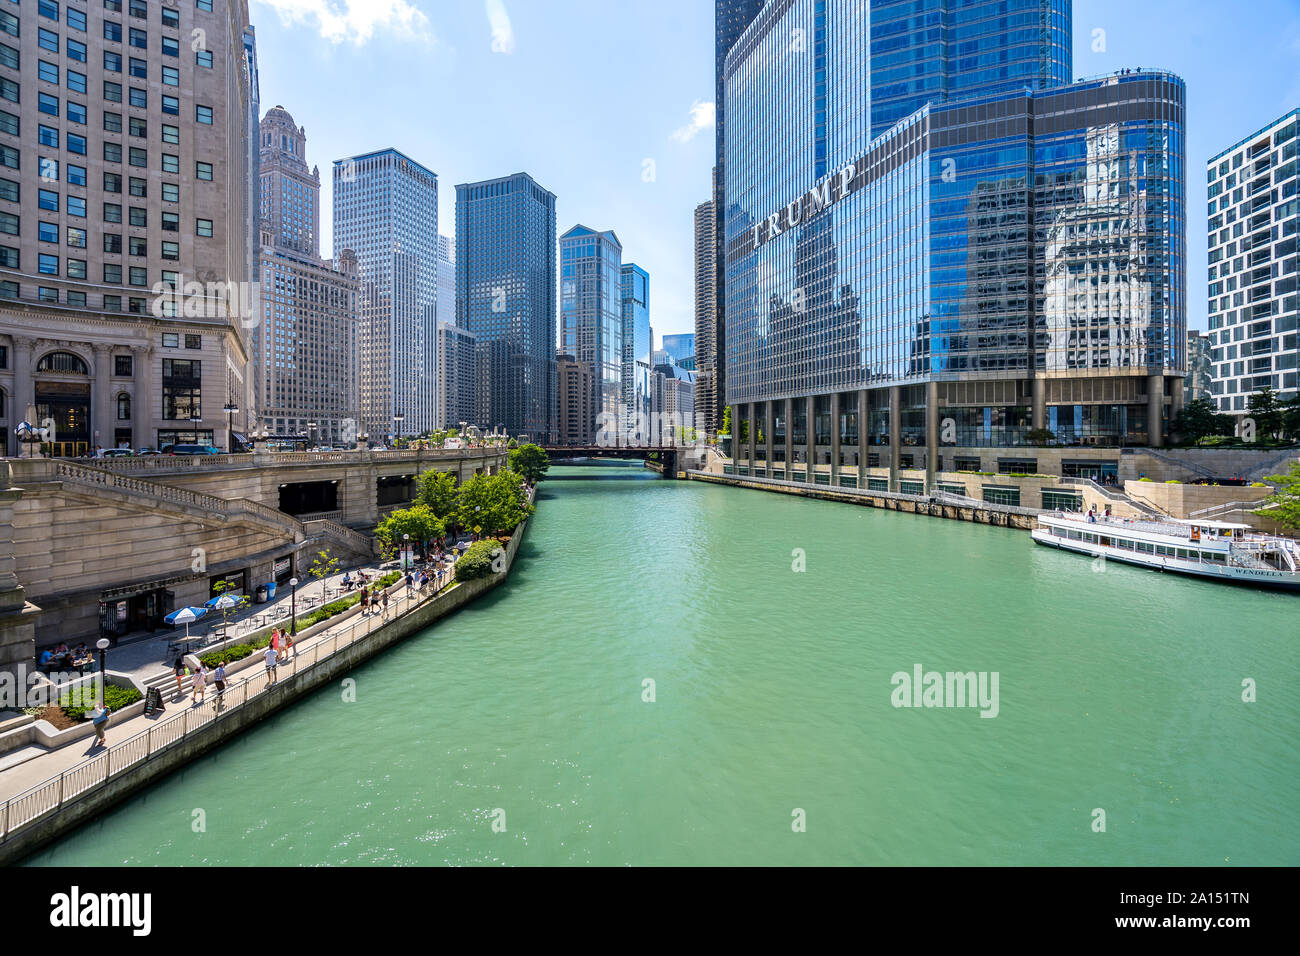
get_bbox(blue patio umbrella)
[164,606,208,642]
[205,593,242,610]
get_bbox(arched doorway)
[35,350,92,456]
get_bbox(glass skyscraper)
[723,0,1186,491]
[333,148,440,439]
[620,263,651,431]
[869,0,1073,140]
[454,172,557,440]
[560,226,624,437]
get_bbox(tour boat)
[1031,511,1300,591]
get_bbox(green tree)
[307,548,339,604]
[1255,463,1298,531]
[1025,427,1055,445]
[1282,394,1300,442]
[1174,397,1235,445]
[1247,386,1284,440]
[721,405,731,437]
[415,469,459,520]
[508,443,551,484]
[375,505,445,560]
[455,469,533,537]
[210,578,249,633]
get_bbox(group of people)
[39,643,95,671]
[173,657,229,706]
[1085,504,1114,523]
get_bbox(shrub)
[1165,480,1181,484]
[455,539,505,581]
[60,683,143,721]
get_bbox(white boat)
[1031,511,1300,591]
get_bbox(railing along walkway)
[0,571,452,844]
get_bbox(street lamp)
[403,533,410,570]
[189,413,202,445]
[223,403,239,453]
[358,430,369,450]
[307,421,317,448]
[289,576,299,636]
[96,637,110,677]
[393,413,405,446]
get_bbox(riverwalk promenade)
[0,506,533,863]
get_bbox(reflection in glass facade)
[870,0,1073,140]
[455,173,557,440]
[723,0,1186,469]
[560,226,624,433]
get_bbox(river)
[26,460,1299,865]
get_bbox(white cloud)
[670,100,715,143]
[254,0,431,46]
[485,0,515,54]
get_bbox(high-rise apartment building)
[1206,109,1299,414]
[333,148,439,440]
[254,106,359,447]
[556,352,593,445]
[620,262,650,432]
[0,0,256,455]
[693,195,718,430]
[436,319,475,430]
[560,225,623,437]
[724,0,1186,491]
[455,172,556,440]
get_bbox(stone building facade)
[0,0,256,454]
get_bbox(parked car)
[168,443,221,456]
[135,447,162,456]
[96,447,134,458]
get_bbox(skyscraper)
[661,333,695,366]
[693,195,718,430]
[255,107,359,447]
[868,0,1073,140]
[1206,108,1299,416]
[620,262,650,432]
[333,148,439,439]
[454,172,557,439]
[560,226,624,438]
[436,320,476,430]
[723,0,1185,493]
[0,0,256,455]
[713,1,769,442]
[437,233,456,326]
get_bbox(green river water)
[27,461,1299,865]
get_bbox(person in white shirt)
[264,646,278,685]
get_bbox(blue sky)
[251,0,1300,339]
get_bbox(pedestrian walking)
[360,589,370,615]
[213,662,227,704]
[282,632,294,663]
[271,628,281,657]
[264,645,279,684]
[191,661,208,704]
[381,589,389,619]
[405,571,414,596]
[172,657,186,699]
[90,700,110,747]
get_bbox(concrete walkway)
[0,564,454,802]
[89,561,398,686]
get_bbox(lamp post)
[403,533,410,570]
[393,413,405,446]
[358,430,369,451]
[189,413,202,445]
[307,421,317,449]
[96,637,110,676]
[223,402,239,453]
[289,576,299,636]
